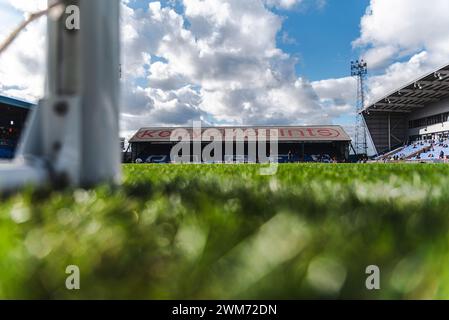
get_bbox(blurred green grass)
[1,163,449,299]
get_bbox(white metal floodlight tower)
[351,59,368,157]
[0,0,121,191]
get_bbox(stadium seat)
[387,141,432,161]
[413,140,449,160]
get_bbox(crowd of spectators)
[381,138,449,162]
[414,139,449,160]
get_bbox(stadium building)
[129,126,351,163]
[363,64,449,160]
[0,95,34,159]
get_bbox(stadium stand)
[129,126,351,164]
[0,95,33,159]
[385,141,431,161]
[362,63,449,161]
[381,138,449,161]
[411,140,449,161]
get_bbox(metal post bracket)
[40,96,81,185]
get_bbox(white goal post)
[0,0,121,191]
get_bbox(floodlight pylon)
[351,59,368,156]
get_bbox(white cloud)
[264,0,303,10]
[355,0,449,60]
[361,45,397,70]
[0,0,46,101]
[0,0,350,139]
[353,0,449,103]
[4,0,47,13]
[119,0,339,131]
[367,51,430,104]
[355,0,449,70]
[312,77,356,107]
[0,2,21,33]
[289,0,449,123]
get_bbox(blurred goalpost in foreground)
[0,0,121,191]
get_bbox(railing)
[376,145,406,160]
[406,146,432,160]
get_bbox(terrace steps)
[378,146,406,160]
[406,146,432,160]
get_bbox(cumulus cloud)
[264,0,303,10]
[353,0,449,102]
[312,77,356,107]
[119,0,339,131]
[0,2,21,32]
[264,0,326,10]
[354,0,449,63]
[0,0,348,138]
[4,0,47,12]
[307,0,449,114]
[367,52,430,103]
[0,0,46,101]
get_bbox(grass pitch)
[1,163,449,299]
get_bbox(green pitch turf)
[1,163,449,299]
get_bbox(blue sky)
[127,0,371,81]
[275,0,370,81]
[119,0,372,132]
[1,0,448,148]
[267,0,370,134]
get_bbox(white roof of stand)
[364,63,449,113]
